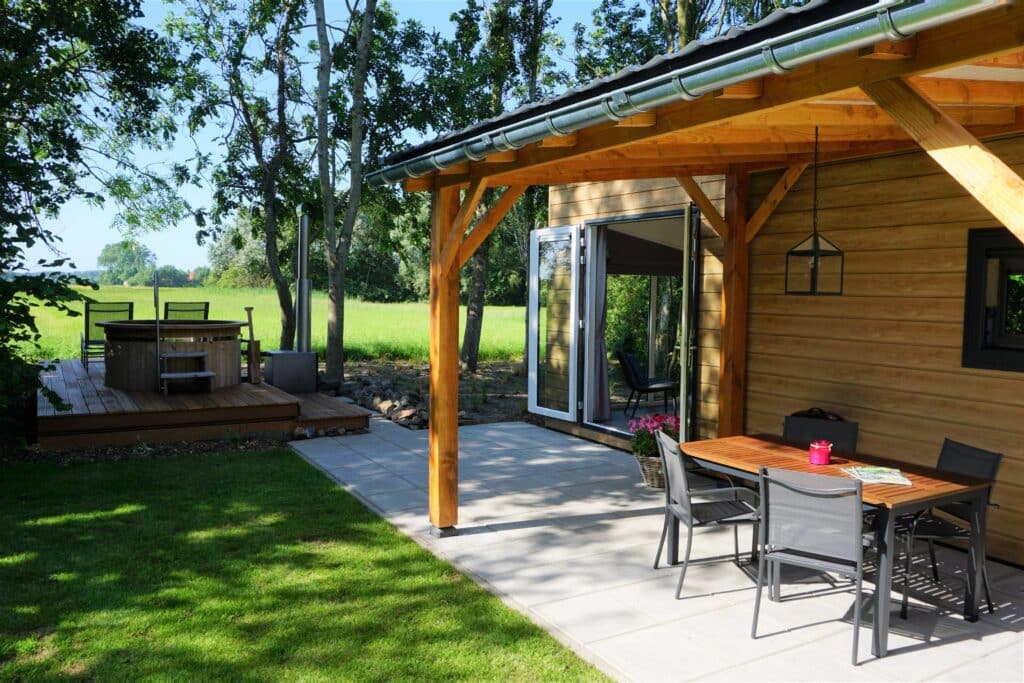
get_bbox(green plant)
[628,414,680,458]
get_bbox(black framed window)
[963,228,1024,371]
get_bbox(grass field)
[28,286,526,362]
[0,449,606,680]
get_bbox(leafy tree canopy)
[0,0,184,445]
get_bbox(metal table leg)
[964,491,987,622]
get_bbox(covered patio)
[363,0,1024,670]
[292,420,1024,680]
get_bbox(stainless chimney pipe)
[296,205,312,353]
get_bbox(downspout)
[368,0,1002,186]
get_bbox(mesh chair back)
[783,415,859,453]
[656,430,692,518]
[616,349,642,390]
[84,301,134,341]
[164,301,210,320]
[761,467,862,563]
[937,438,1002,505]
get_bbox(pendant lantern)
[785,127,844,295]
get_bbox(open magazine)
[841,466,913,486]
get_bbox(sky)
[27,0,601,272]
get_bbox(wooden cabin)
[367,0,1024,562]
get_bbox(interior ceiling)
[404,6,1024,193]
[606,216,686,251]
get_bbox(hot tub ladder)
[160,351,215,396]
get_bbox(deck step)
[160,371,216,380]
[161,351,208,359]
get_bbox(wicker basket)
[634,453,665,489]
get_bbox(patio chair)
[163,301,210,320]
[80,301,134,367]
[652,431,758,599]
[898,438,1002,619]
[616,349,678,419]
[783,414,859,453]
[751,467,869,666]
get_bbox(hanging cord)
[812,125,819,239]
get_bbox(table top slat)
[681,435,991,509]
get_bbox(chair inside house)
[898,438,1002,619]
[783,414,859,453]
[751,466,869,666]
[653,431,758,599]
[80,301,134,367]
[163,301,210,320]
[616,349,678,419]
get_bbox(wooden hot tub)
[98,320,245,392]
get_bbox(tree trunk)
[263,187,295,350]
[314,0,338,377]
[460,238,490,373]
[324,0,377,383]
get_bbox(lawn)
[27,285,526,363]
[0,448,606,680]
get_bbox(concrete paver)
[291,419,1024,682]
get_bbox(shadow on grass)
[0,449,604,680]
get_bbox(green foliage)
[1007,273,1024,335]
[572,0,802,82]
[605,275,652,361]
[97,240,156,285]
[0,450,607,680]
[0,0,182,448]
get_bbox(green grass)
[0,449,607,680]
[28,285,526,362]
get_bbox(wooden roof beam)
[863,77,1024,243]
[457,185,528,268]
[454,3,1024,182]
[714,78,764,99]
[676,176,729,240]
[539,133,578,148]
[615,112,657,127]
[745,164,807,243]
[828,77,1024,106]
[439,178,487,273]
[859,37,916,61]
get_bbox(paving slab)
[293,421,1024,682]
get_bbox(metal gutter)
[368,0,1003,187]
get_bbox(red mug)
[809,440,832,465]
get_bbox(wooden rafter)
[457,185,528,268]
[430,5,1024,186]
[676,176,728,240]
[859,37,916,61]
[862,77,1024,243]
[745,164,807,243]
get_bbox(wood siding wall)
[549,178,724,438]
[747,135,1024,563]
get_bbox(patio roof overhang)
[368,0,1024,532]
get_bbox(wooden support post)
[429,186,461,532]
[718,173,750,437]
[863,78,1024,244]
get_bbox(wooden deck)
[37,360,370,449]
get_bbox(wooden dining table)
[677,435,993,659]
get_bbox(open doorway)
[527,207,702,441]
